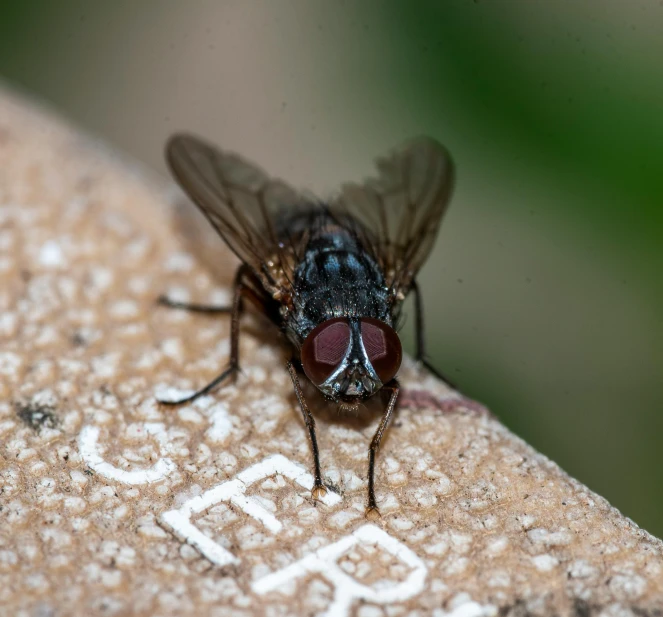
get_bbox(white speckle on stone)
[239,443,259,459]
[216,452,238,473]
[91,353,121,379]
[0,352,21,377]
[40,527,72,549]
[388,516,415,532]
[160,338,183,360]
[431,474,453,495]
[328,509,362,530]
[102,569,123,588]
[342,470,365,492]
[0,549,18,569]
[527,528,572,547]
[567,559,598,579]
[209,287,233,306]
[113,504,129,519]
[297,507,320,525]
[90,266,114,290]
[609,573,647,599]
[487,570,510,588]
[17,448,38,461]
[29,461,48,475]
[246,365,267,384]
[424,540,449,557]
[93,409,113,425]
[70,518,90,532]
[178,408,204,424]
[127,275,150,295]
[63,497,86,513]
[449,533,472,555]
[0,420,17,436]
[162,286,190,303]
[531,554,559,572]
[519,515,537,529]
[137,521,169,539]
[0,313,17,337]
[383,457,401,473]
[436,596,494,617]
[205,401,233,443]
[39,240,65,267]
[109,300,139,320]
[164,251,195,272]
[377,493,400,514]
[25,572,50,592]
[407,486,438,508]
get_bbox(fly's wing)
[166,134,305,299]
[334,136,454,300]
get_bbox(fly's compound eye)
[360,317,402,384]
[301,318,351,385]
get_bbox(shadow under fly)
[157,134,455,518]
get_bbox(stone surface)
[0,88,662,617]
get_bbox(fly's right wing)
[334,136,455,300]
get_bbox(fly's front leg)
[157,295,232,314]
[411,280,457,389]
[366,380,400,520]
[287,360,327,501]
[158,266,264,405]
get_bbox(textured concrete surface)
[0,88,662,617]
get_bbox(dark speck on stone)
[16,402,59,432]
[71,331,87,346]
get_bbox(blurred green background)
[1,1,661,535]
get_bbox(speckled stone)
[0,88,662,617]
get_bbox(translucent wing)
[166,134,305,299]
[334,136,454,298]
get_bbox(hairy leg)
[287,360,327,500]
[366,380,400,519]
[157,295,232,314]
[411,280,457,389]
[157,266,266,405]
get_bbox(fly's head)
[300,317,402,402]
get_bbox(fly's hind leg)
[287,360,328,501]
[157,265,265,405]
[366,380,400,520]
[411,280,457,389]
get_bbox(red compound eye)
[301,318,351,385]
[360,318,402,384]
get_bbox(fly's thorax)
[288,230,391,335]
[299,315,402,401]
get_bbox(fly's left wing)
[333,137,454,302]
[166,134,306,300]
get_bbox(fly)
[157,135,455,518]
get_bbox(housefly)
[158,135,455,518]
